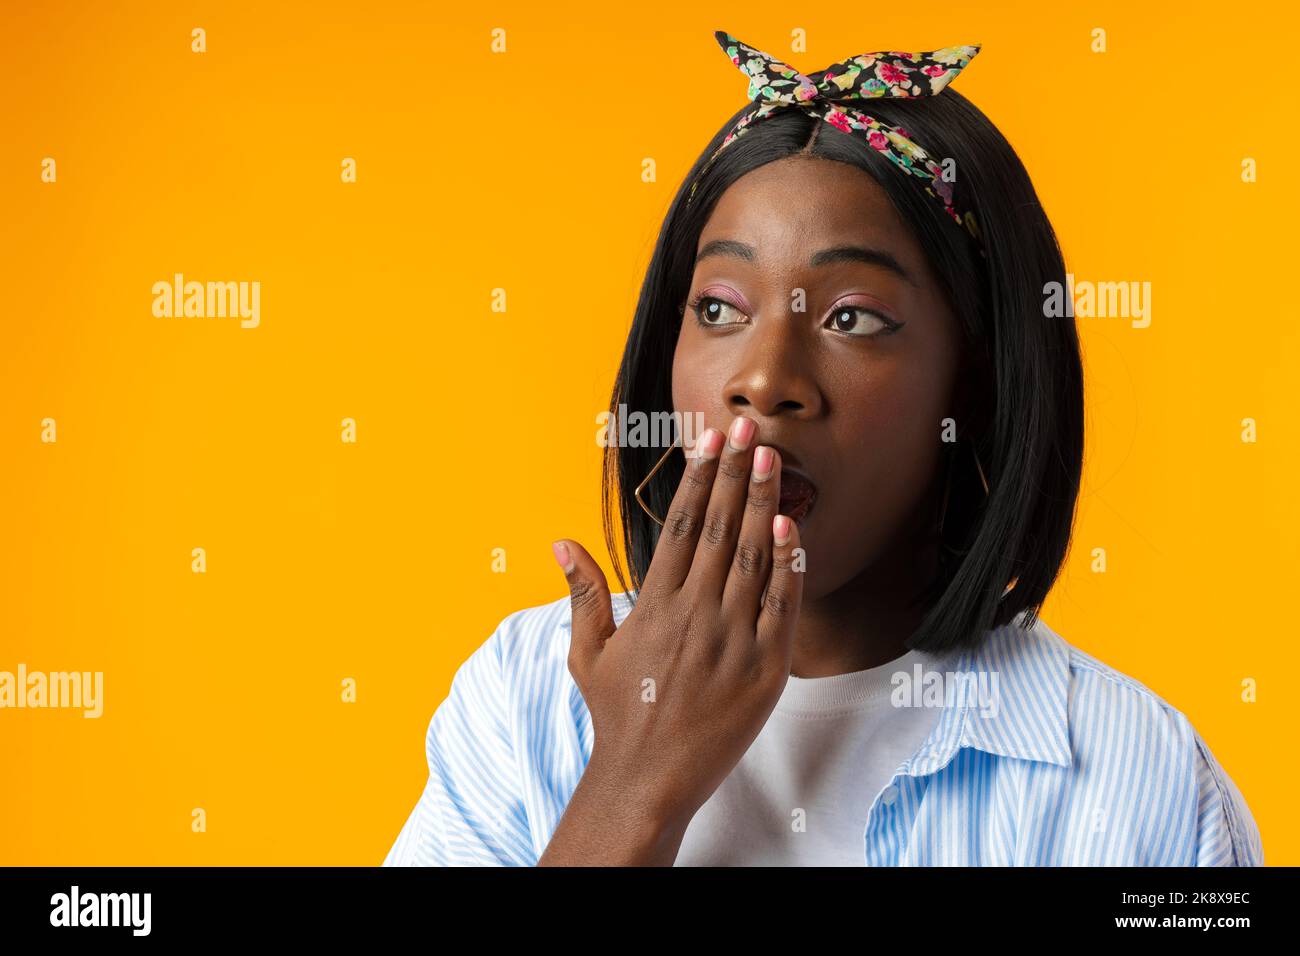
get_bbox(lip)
[766,446,819,528]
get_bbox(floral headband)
[686,31,984,251]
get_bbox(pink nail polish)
[551,541,573,572]
[696,428,724,461]
[753,446,774,480]
[773,515,791,546]
[729,416,755,451]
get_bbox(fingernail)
[753,446,774,481]
[773,515,791,546]
[551,541,574,573]
[694,428,724,464]
[729,416,755,451]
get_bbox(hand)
[552,415,805,835]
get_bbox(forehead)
[697,156,918,264]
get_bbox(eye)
[687,294,747,327]
[824,305,903,337]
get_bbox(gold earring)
[973,444,990,496]
[634,437,682,527]
[938,440,990,537]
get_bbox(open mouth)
[778,468,819,527]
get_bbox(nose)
[721,316,824,420]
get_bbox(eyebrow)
[695,239,915,285]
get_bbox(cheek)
[670,325,720,416]
[829,347,956,487]
[861,315,960,431]
[859,370,950,440]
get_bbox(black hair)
[601,88,1083,655]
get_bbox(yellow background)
[1,0,1295,865]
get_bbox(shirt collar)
[903,610,1073,776]
[606,594,1072,773]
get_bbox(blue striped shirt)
[383,591,1264,866]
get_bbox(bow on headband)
[687,32,983,249]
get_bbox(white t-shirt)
[673,646,944,866]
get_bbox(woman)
[384,33,1263,866]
